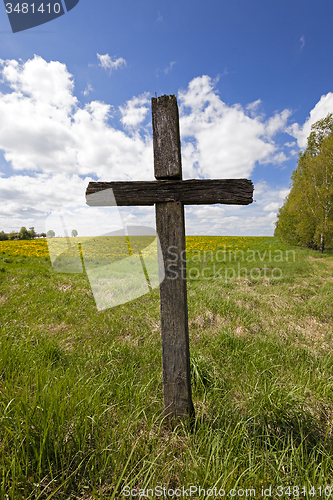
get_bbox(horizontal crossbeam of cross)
[85,179,253,206]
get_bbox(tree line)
[274,113,333,253]
[0,227,46,241]
[0,228,79,240]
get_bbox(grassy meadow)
[0,236,333,499]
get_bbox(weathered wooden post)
[152,95,195,421]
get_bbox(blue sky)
[1,0,333,236]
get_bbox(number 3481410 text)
[5,3,62,14]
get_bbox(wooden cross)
[86,94,253,423]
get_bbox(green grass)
[0,238,333,498]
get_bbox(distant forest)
[0,227,46,241]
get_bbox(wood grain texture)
[85,179,254,206]
[155,201,194,420]
[153,94,194,422]
[151,95,182,180]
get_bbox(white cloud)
[267,151,288,164]
[164,61,176,75]
[82,83,93,97]
[263,202,280,212]
[120,206,155,228]
[246,99,261,112]
[0,55,76,111]
[220,67,229,77]
[288,92,333,148]
[265,109,292,137]
[0,57,325,236]
[300,36,305,50]
[184,206,280,236]
[0,172,92,233]
[246,99,262,117]
[119,93,150,130]
[0,56,153,232]
[252,180,267,196]
[0,172,92,212]
[0,56,152,179]
[179,180,288,236]
[97,53,126,74]
[178,76,291,179]
[278,188,290,200]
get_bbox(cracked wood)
[85,179,254,206]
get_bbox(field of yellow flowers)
[0,235,275,261]
[0,238,49,258]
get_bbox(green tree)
[19,227,31,240]
[8,231,19,240]
[28,227,37,239]
[71,229,78,237]
[46,230,55,238]
[305,113,333,157]
[275,113,333,252]
[275,194,302,246]
[0,231,8,241]
[295,134,333,251]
